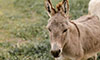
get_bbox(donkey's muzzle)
[51,49,61,58]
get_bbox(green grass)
[1,0,100,60]
[0,0,89,41]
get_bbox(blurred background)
[0,0,99,60]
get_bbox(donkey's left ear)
[45,0,56,17]
[62,0,69,14]
[57,0,69,15]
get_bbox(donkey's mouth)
[51,51,60,58]
[53,55,60,58]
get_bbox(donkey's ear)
[45,0,56,17]
[57,0,69,15]
[62,0,69,14]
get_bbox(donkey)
[45,0,100,60]
[88,0,100,19]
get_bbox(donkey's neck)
[62,21,82,57]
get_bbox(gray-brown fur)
[45,0,100,60]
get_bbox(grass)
[1,0,99,60]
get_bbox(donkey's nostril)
[51,49,61,58]
[58,49,61,53]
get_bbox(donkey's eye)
[48,28,51,32]
[63,29,67,33]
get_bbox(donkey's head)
[45,0,70,58]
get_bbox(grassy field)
[1,0,99,60]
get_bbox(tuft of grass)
[0,40,54,60]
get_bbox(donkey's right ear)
[45,0,56,17]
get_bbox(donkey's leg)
[94,54,97,60]
[87,54,97,60]
[92,54,97,60]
